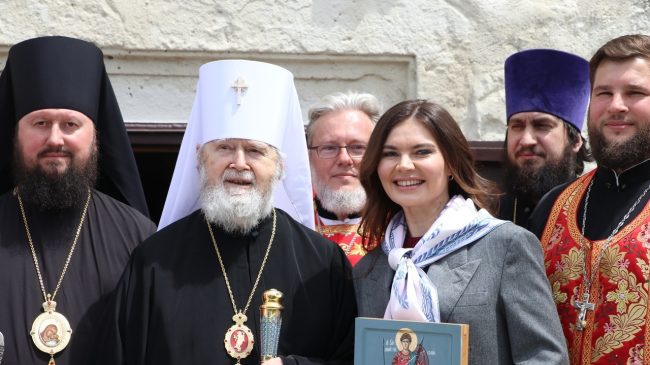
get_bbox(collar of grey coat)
[424,249,481,322]
[354,246,480,322]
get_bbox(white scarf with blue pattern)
[382,195,506,322]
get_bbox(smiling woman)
[353,99,569,365]
[358,100,497,244]
[377,117,450,237]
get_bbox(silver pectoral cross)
[574,292,595,331]
[231,76,248,105]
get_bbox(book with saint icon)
[354,317,469,365]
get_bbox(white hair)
[313,177,366,217]
[306,91,381,144]
[198,146,284,234]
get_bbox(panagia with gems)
[99,60,356,365]
[529,34,650,364]
[0,36,156,365]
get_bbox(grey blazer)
[353,222,568,365]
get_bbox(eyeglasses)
[308,144,367,159]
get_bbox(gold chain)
[512,197,518,225]
[14,187,92,303]
[206,209,276,316]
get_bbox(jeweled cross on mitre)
[231,76,248,105]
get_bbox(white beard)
[199,168,276,234]
[314,180,366,218]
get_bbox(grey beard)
[314,180,366,217]
[199,168,276,235]
[12,147,98,211]
[589,120,650,171]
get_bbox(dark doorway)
[128,123,184,224]
[134,151,178,223]
[469,141,507,185]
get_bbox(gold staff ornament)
[260,289,284,363]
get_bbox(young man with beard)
[529,34,650,364]
[499,49,593,226]
[102,60,356,365]
[307,92,380,265]
[0,36,156,365]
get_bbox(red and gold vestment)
[541,170,650,364]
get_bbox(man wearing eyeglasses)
[307,92,380,266]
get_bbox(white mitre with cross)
[158,59,314,230]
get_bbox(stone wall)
[1,0,648,140]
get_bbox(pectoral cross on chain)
[574,292,595,331]
[231,76,248,105]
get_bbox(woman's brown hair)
[358,100,498,250]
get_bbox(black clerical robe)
[103,209,356,365]
[497,192,537,228]
[0,190,156,365]
[529,160,650,239]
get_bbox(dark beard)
[504,143,578,204]
[12,147,98,211]
[589,121,650,171]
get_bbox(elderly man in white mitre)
[102,60,356,365]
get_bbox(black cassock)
[0,190,156,365]
[497,192,537,229]
[103,209,356,365]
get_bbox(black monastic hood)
[0,35,149,217]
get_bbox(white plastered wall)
[1,0,649,140]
